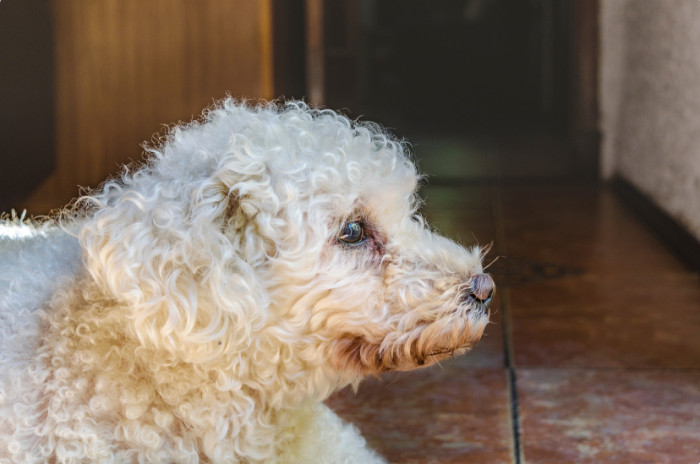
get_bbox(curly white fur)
[0,100,491,463]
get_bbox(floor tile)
[500,185,685,273]
[517,368,700,464]
[498,183,700,368]
[327,366,514,464]
[509,272,700,368]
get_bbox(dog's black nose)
[466,273,495,306]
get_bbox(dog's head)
[79,100,492,400]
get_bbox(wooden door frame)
[569,0,601,178]
[305,0,325,106]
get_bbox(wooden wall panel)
[23,0,273,214]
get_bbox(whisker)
[434,356,445,369]
[427,348,451,357]
[483,254,502,271]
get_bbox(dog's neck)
[35,275,324,461]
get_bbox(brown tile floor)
[326,181,700,463]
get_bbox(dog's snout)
[465,273,495,306]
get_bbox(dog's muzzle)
[462,273,495,310]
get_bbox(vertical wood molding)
[569,0,601,178]
[305,0,325,106]
[259,0,275,100]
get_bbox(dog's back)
[0,220,82,361]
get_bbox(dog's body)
[0,101,492,463]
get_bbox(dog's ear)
[78,169,273,362]
[213,157,281,261]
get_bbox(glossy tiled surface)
[327,365,514,464]
[503,186,700,369]
[502,184,700,463]
[327,181,700,463]
[509,273,700,368]
[517,368,700,464]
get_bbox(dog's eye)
[338,221,365,244]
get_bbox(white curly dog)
[0,100,493,463]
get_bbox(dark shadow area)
[321,0,575,182]
[0,0,55,212]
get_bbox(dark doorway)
[357,0,568,131]
[305,0,596,180]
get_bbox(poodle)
[0,100,493,463]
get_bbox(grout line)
[491,185,523,464]
[502,290,523,464]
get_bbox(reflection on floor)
[326,182,700,463]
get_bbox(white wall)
[600,0,700,241]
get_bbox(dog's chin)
[332,305,489,376]
[414,307,489,367]
[421,344,471,366]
